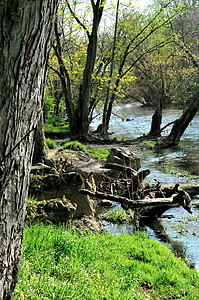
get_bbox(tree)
[0,1,58,298]
[52,0,106,138]
[165,92,199,145]
[154,0,199,145]
[100,0,177,134]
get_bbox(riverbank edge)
[14,223,199,299]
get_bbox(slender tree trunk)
[165,93,199,146]
[32,113,48,165]
[0,1,58,299]
[148,101,163,137]
[54,1,105,139]
[77,2,105,136]
[102,0,119,134]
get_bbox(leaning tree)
[0,1,58,299]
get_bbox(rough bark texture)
[32,114,48,165]
[148,104,162,137]
[0,1,58,299]
[165,95,199,146]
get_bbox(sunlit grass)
[99,208,131,223]
[14,223,199,299]
[86,148,110,161]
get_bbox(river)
[91,104,199,271]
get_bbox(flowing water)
[91,104,199,271]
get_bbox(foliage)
[44,90,56,117]
[59,140,86,152]
[45,138,56,150]
[163,164,192,178]
[44,115,70,138]
[138,140,157,149]
[86,148,110,161]
[14,223,199,299]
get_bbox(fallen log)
[80,189,135,206]
[80,188,192,214]
[162,184,199,197]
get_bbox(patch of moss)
[86,148,110,161]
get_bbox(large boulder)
[29,172,95,218]
[26,198,77,224]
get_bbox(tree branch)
[66,0,90,38]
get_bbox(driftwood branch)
[163,184,199,197]
[80,189,185,208]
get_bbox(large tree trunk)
[165,93,199,146]
[0,1,58,299]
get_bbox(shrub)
[45,138,56,149]
[59,141,86,152]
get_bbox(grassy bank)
[15,224,199,299]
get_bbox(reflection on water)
[91,104,199,271]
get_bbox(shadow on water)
[142,217,188,262]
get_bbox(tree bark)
[148,105,162,137]
[0,1,58,299]
[32,113,48,165]
[165,93,199,146]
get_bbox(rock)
[70,215,104,234]
[26,199,77,224]
[29,172,95,218]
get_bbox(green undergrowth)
[163,164,192,178]
[138,139,157,149]
[45,138,56,149]
[44,116,70,138]
[59,141,110,161]
[86,147,110,161]
[14,223,199,299]
[59,140,87,152]
[99,208,132,223]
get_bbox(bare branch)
[66,0,90,38]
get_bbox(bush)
[59,141,86,152]
[45,91,55,116]
[44,115,70,138]
[45,138,56,149]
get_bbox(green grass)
[44,115,70,138]
[45,138,56,149]
[14,223,199,299]
[58,141,110,161]
[163,164,192,178]
[59,140,87,152]
[86,148,110,161]
[138,140,157,149]
[99,208,131,223]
